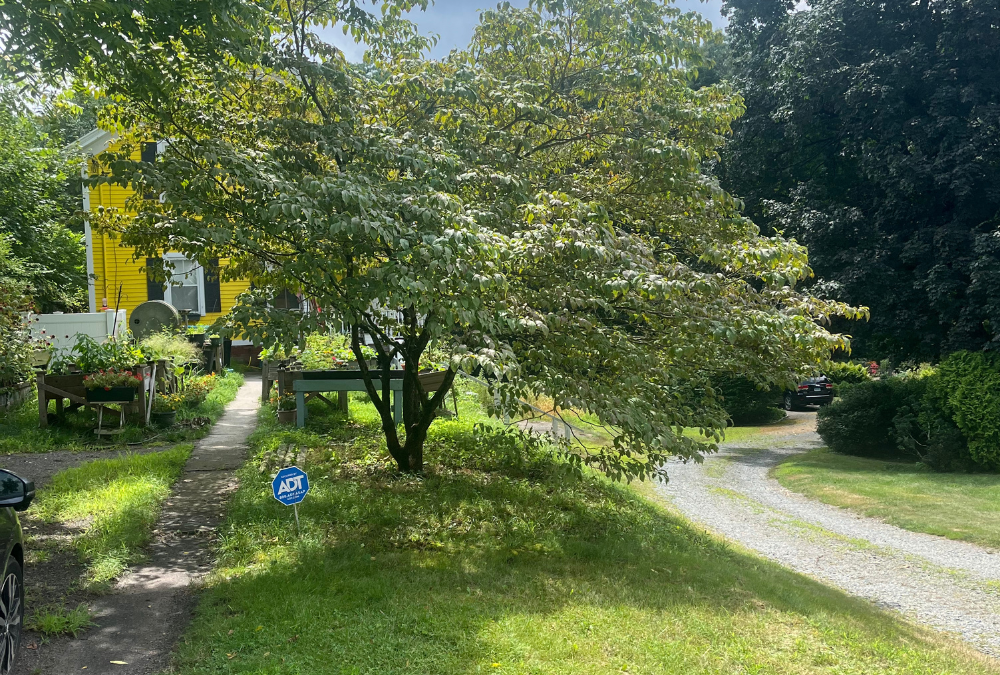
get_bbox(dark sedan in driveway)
[0,470,33,675]
[783,376,834,410]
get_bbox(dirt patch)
[4,446,174,675]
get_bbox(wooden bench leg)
[338,391,348,414]
[36,372,47,429]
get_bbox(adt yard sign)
[272,467,309,506]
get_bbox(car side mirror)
[0,470,34,512]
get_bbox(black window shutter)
[141,142,157,199]
[146,258,164,301]
[141,142,158,164]
[204,258,222,313]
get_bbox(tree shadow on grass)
[174,441,995,674]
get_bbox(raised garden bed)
[301,369,405,381]
[86,386,138,403]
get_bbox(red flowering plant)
[83,369,143,391]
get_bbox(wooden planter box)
[418,370,449,392]
[85,386,138,403]
[0,382,31,411]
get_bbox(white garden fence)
[26,310,128,354]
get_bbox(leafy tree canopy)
[0,85,87,312]
[721,0,1000,361]
[3,0,863,479]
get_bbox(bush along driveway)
[658,411,1000,657]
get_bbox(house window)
[163,254,205,316]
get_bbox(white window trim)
[162,253,206,316]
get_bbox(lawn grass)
[30,445,192,587]
[775,448,1000,550]
[172,398,995,674]
[0,370,244,454]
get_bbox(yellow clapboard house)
[77,129,252,329]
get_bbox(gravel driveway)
[656,412,1000,656]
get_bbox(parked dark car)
[783,376,834,410]
[0,470,33,675]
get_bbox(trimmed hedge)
[818,351,1000,471]
[817,377,926,458]
[930,352,1000,468]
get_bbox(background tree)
[6,0,862,478]
[721,0,1000,361]
[0,87,87,312]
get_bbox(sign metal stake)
[272,466,310,539]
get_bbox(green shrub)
[817,377,928,458]
[928,351,1000,468]
[824,361,871,386]
[715,376,785,426]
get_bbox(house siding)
[86,144,251,326]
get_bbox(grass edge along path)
[29,445,194,588]
[775,447,1000,551]
[169,398,996,674]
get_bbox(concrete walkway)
[17,375,260,675]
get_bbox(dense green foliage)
[715,376,784,426]
[721,0,1000,361]
[823,361,870,386]
[817,377,928,459]
[819,352,1000,471]
[2,0,862,479]
[928,352,1000,468]
[0,239,32,392]
[0,91,87,311]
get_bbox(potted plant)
[298,333,377,379]
[150,392,183,427]
[209,334,222,347]
[275,393,297,424]
[186,324,209,346]
[84,369,143,403]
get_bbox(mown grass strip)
[775,447,1000,550]
[31,445,192,588]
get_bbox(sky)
[318,0,728,61]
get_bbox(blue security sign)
[272,466,309,506]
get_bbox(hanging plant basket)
[85,387,138,403]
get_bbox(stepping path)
[656,411,1000,657]
[17,375,260,675]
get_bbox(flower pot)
[150,410,177,427]
[85,386,138,403]
[210,336,222,347]
[277,408,296,424]
[30,350,52,368]
[187,333,206,346]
